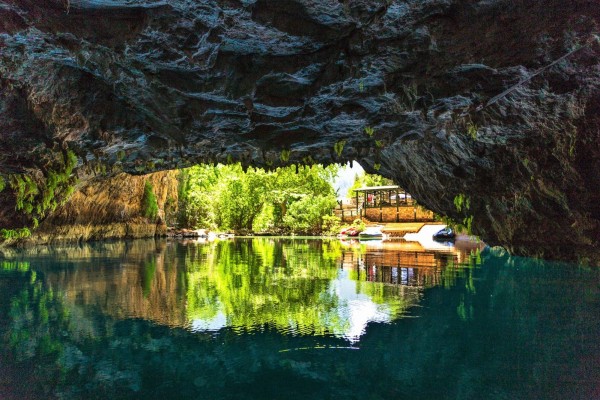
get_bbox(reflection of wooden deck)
[358,264,444,287]
[340,244,463,288]
[342,249,457,270]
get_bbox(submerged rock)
[0,0,599,261]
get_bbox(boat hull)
[358,234,383,240]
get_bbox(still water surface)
[0,238,599,399]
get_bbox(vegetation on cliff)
[141,181,159,222]
[1,149,78,241]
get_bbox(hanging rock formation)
[0,0,599,261]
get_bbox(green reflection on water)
[0,238,599,400]
[183,239,425,338]
[185,239,345,335]
[0,260,30,272]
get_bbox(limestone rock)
[30,171,178,243]
[0,0,599,261]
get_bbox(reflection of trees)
[37,240,189,328]
[1,264,70,398]
[141,258,157,298]
[185,239,347,335]
[2,262,67,362]
[182,239,446,339]
[2,244,600,399]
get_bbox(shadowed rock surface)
[0,0,599,261]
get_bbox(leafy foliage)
[10,150,78,219]
[141,181,159,221]
[333,140,346,157]
[321,214,343,236]
[442,193,474,235]
[467,122,478,140]
[280,149,291,162]
[177,163,339,234]
[0,227,31,240]
[453,193,470,213]
[349,218,366,232]
[11,174,38,215]
[283,195,337,234]
[2,150,78,240]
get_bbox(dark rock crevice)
[0,0,599,262]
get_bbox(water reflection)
[1,238,599,400]
[1,238,480,342]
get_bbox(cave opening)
[5,157,442,245]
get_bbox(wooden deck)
[334,203,435,223]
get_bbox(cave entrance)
[172,162,347,236]
[173,161,433,236]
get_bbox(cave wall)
[31,171,179,244]
[0,0,599,260]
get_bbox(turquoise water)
[0,238,599,399]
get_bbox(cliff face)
[31,171,179,243]
[0,0,599,260]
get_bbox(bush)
[350,218,365,232]
[0,228,31,240]
[283,195,337,234]
[253,203,276,232]
[321,214,343,236]
[141,181,159,221]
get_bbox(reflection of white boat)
[207,232,235,240]
[404,224,484,249]
[359,226,384,240]
[403,224,456,251]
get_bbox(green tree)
[283,195,338,234]
[176,165,219,228]
[265,165,338,231]
[216,178,249,230]
[177,163,339,234]
[321,214,343,236]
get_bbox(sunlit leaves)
[178,163,339,233]
[334,140,346,158]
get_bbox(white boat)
[358,226,384,240]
